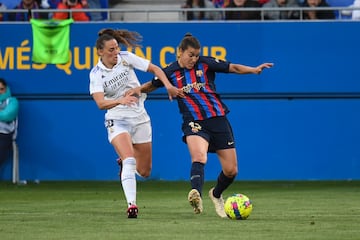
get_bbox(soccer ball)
[224,193,253,220]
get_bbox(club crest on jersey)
[189,122,202,133]
[196,70,203,77]
[122,60,129,66]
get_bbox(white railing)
[1,7,360,22]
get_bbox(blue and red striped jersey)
[153,56,231,121]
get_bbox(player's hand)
[119,95,139,106]
[125,87,141,98]
[166,86,185,101]
[255,63,274,74]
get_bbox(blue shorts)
[182,116,235,153]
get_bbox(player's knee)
[224,167,238,178]
[191,152,207,163]
[136,168,151,178]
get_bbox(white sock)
[121,157,137,206]
[135,170,145,178]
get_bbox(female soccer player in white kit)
[89,29,183,218]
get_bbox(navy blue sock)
[213,171,235,198]
[190,162,205,196]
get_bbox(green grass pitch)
[0,180,359,240]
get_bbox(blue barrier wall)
[0,22,359,181]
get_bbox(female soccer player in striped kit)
[89,29,183,218]
[141,33,273,217]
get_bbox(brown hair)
[178,33,201,51]
[98,28,142,48]
[95,34,115,50]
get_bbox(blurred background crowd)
[0,0,108,21]
[0,0,359,22]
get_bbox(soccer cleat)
[188,189,203,214]
[208,187,227,218]
[127,204,138,218]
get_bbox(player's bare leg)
[133,142,152,178]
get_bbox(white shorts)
[105,116,152,144]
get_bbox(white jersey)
[89,51,150,120]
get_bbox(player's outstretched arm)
[147,63,184,100]
[229,62,274,75]
[139,81,158,93]
[92,92,139,110]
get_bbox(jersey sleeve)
[89,67,104,95]
[123,51,150,72]
[151,76,165,88]
[202,56,230,73]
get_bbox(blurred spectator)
[182,0,205,20]
[0,2,7,21]
[263,0,300,20]
[53,0,90,21]
[207,0,228,19]
[212,0,230,7]
[0,78,19,171]
[206,0,225,19]
[258,0,271,5]
[225,0,262,20]
[182,0,222,20]
[301,0,336,19]
[87,0,107,21]
[8,0,50,21]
